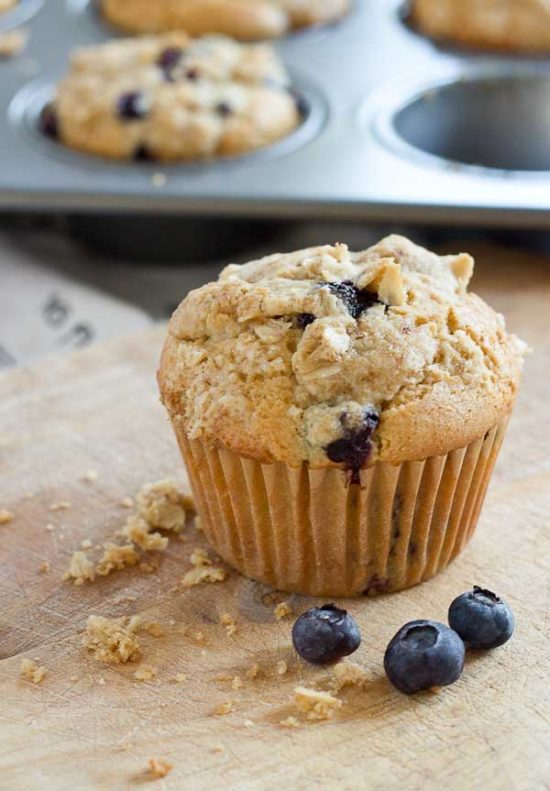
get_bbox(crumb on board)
[294,686,342,721]
[190,547,211,567]
[70,675,79,682]
[38,561,50,574]
[119,497,133,509]
[83,615,142,664]
[243,719,255,728]
[145,758,173,780]
[133,664,158,682]
[142,622,166,638]
[280,716,300,729]
[81,539,93,549]
[82,469,99,482]
[50,501,70,512]
[136,479,193,532]
[96,543,139,577]
[276,661,288,676]
[122,515,168,552]
[220,613,237,636]
[63,551,96,585]
[182,565,227,588]
[246,663,262,679]
[20,658,46,684]
[328,661,372,692]
[45,523,55,532]
[274,601,293,620]
[0,509,14,525]
[171,673,188,683]
[213,701,233,716]
[231,676,243,690]
[193,630,205,643]
[0,29,28,58]
[98,677,106,686]
[210,744,225,754]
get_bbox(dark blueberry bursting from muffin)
[326,280,382,319]
[157,46,183,81]
[326,408,379,484]
[133,144,155,162]
[448,586,515,649]
[295,313,316,329]
[292,604,361,665]
[39,103,59,140]
[215,102,233,118]
[117,91,150,121]
[384,620,465,695]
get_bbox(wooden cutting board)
[0,242,549,791]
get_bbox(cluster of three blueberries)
[291,587,515,694]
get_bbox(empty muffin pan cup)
[1,0,550,226]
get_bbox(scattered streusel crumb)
[151,172,167,188]
[139,559,159,574]
[82,469,99,482]
[45,523,55,532]
[274,602,293,620]
[231,676,243,690]
[190,547,211,567]
[0,509,14,525]
[213,701,233,716]
[294,686,342,721]
[211,745,225,754]
[83,615,142,664]
[171,673,188,683]
[243,719,255,728]
[146,758,173,779]
[20,658,46,684]
[280,716,300,729]
[50,501,70,512]
[142,622,166,638]
[96,543,139,577]
[182,565,227,587]
[329,661,372,693]
[220,613,237,636]
[136,479,192,532]
[120,497,134,509]
[81,539,93,549]
[63,551,96,585]
[246,663,262,679]
[133,664,157,682]
[0,30,28,58]
[276,661,288,676]
[98,677,106,686]
[122,515,168,552]
[193,630,205,643]
[70,675,79,682]
[38,562,50,574]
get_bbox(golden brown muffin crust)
[159,236,525,469]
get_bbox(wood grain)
[0,243,549,790]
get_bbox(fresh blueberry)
[448,586,515,649]
[325,280,381,319]
[39,103,59,140]
[295,312,315,329]
[292,604,361,665]
[384,620,465,695]
[117,91,150,121]
[326,408,379,484]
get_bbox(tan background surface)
[0,241,549,790]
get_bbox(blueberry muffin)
[43,34,301,161]
[159,235,526,596]
[411,0,550,53]
[101,0,350,41]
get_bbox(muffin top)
[50,34,300,161]
[159,236,526,472]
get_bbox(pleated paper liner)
[174,416,510,597]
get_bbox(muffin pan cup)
[175,415,511,597]
[2,1,550,226]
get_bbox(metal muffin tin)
[2,0,550,227]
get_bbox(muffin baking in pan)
[409,0,550,54]
[101,0,350,40]
[2,1,550,224]
[43,33,303,161]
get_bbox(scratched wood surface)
[0,242,549,791]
